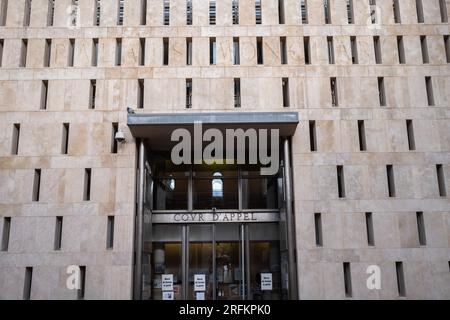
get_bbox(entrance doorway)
[150,223,284,300]
[129,111,299,300]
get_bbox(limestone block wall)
[0,0,449,299]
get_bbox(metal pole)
[283,138,298,300]
[245,224,250,300]
[188,167,193,211]
[240,224,245,300]
[212,224,216,300]
[134,140,145,299]
[238,166,242,211]
[182,226,188,299]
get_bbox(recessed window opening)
[256,0,262,24]
[212,172,223,197]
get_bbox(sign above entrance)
[152,212,279,224]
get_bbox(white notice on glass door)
[261,273,272,291]
[162,291,174,300]
[162,274,173,291]
[194,274,206,292]
[196,292,205,300]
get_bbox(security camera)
[115,131,125,143]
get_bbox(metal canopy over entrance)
[127,111,299,150]
[127,111,299,301]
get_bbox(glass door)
[188,225,214,300]
[215,224,243,300]
[247,223,282,300]
[186,224,243,300]
[214,223,282,300]
[150,225,183,300]
[152,223,282,300]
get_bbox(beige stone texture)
[0,0,449,300]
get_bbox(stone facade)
[0,0,449,299]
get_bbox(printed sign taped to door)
[194,274,206,292]
[162,274,173,291]
[162,291,174,300]
[196,292,205,300]
[261,273,273,291]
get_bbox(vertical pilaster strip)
[134,140,145,299]
[283,137,298,299]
